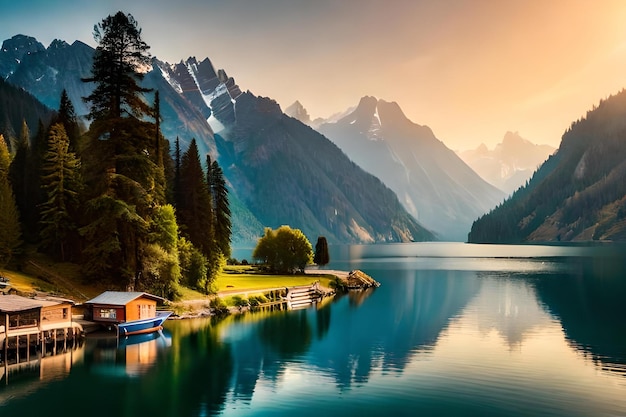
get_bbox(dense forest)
[0,12,231,299]
[468,89,626,243]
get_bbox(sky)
[3,0,626,150]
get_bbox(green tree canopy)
[253,225,313,274]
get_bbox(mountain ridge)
[469,90,626,242]
[458,131,555,195]
[0,33,433,245]
[317,96,505,241]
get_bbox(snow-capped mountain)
[458,132,555,195]
[318,96,505,241]
[0,35,433,245]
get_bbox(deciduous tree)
[253,225,313,274]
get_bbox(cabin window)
[99,308,117,319]
[9,311,39,328]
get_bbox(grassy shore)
[0,256,337,307]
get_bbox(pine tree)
[80,11,163,289]
[314,236,329,266]
[208,156,231,259]
[0,136,21,268]
[177,139,213,256]
[82,11,152,125]
[8,119,40,242]
[39,123,82,261]
[55,89,81,152]
[0,135,10,182]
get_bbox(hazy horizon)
[3,0,626,150]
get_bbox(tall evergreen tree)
[55,89,81,152]
[0,135,10,182]
[8,119,42,242]
[80,11,163,289]
[177,139,213,256]
[39,123,82,261]
[208,155,231,259]
[82,11,152,125]
[0,136,21,268]
[314,236,330,266]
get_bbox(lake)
[1,242,625,416]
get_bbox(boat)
[83,291,172,337]
[117,310,172,336]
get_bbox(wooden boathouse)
[83,291,164,327]
[0,294,83,365]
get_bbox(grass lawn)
[215,265,336,294]
[1,257,339,309]
[0,268,54,294]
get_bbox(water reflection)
[472,273,555,349]
[1,245,625,416]
[533,256,626,377]
[0,342,84,405]
[215,267,481,398]
[88,330,172,378]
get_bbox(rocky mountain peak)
[48,39,70,50]
[0,34,46,78]
[284,100,311,124]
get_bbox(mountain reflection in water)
[0,243,625,417]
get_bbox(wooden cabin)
[84,292,164,325]
[0,294,82,364]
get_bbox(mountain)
[469,90,626,243]
[0,77,53,146]
[458,132,555,195]
[2,35,433,245]
[0,34,45,78]
[284,100,310,125]
[317,96,505,241]
[286,100,355,129]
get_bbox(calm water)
[1,243,626,416]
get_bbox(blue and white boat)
[117,310,172,336]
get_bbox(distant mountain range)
[299,96,505,241]
[0,34,433,245]
[469,91,626,242]
[458,132,555,195]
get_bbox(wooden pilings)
[0,325,82,367]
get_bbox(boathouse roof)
[85,291,165,306]
[0,294,66,313]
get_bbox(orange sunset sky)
[3,0,626,150]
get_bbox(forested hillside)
[469,90,626,242]
[0,13,231,300]
[0,78,53,149]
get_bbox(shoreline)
[169,269,379,319]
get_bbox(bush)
[252,225,313,274]
[210,297,230,316]
[231,295,249,308]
